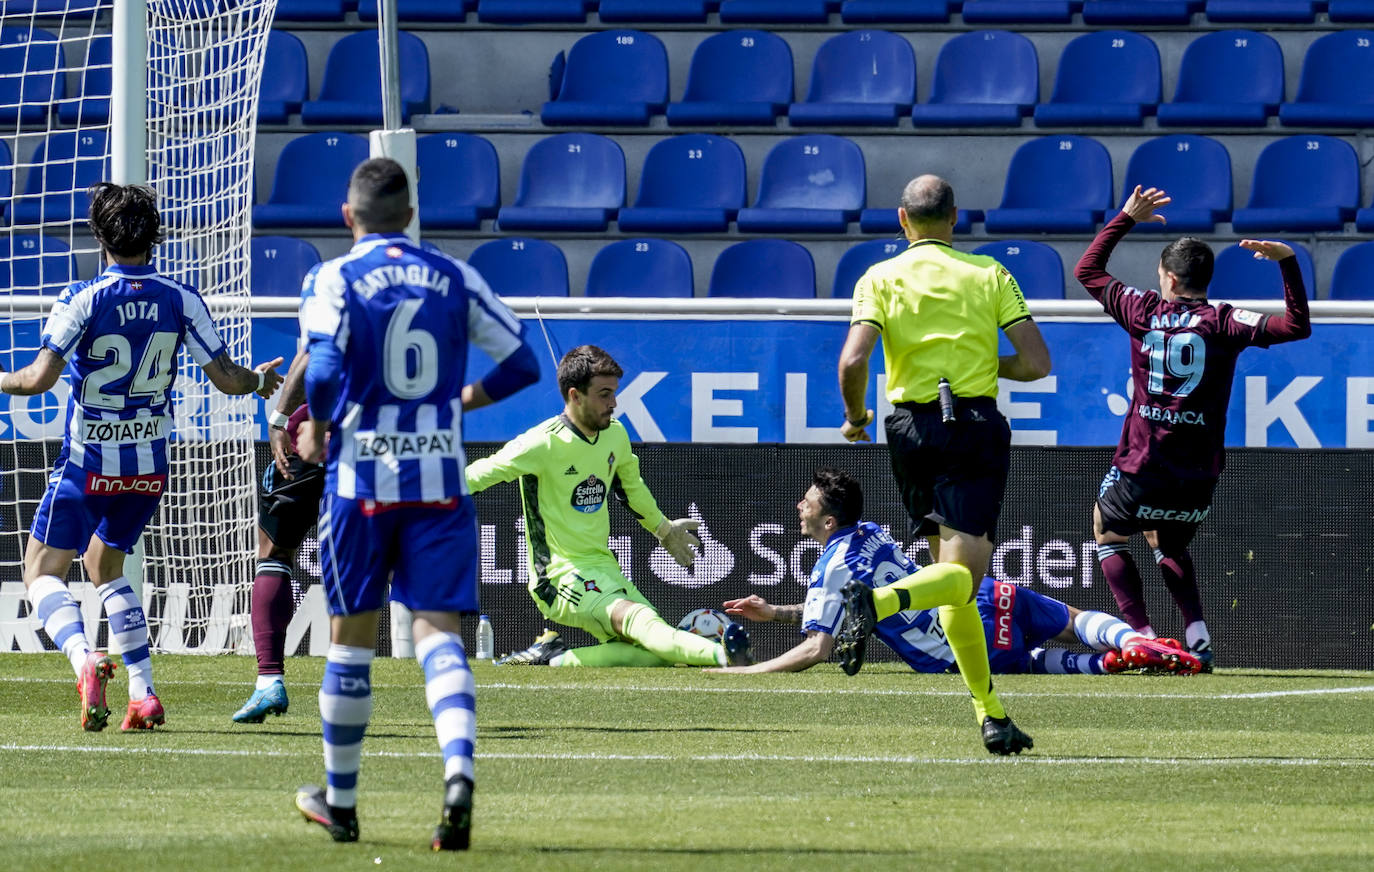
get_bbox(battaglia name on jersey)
[353,429,457,460]
[571,474,607,513]
[80,416,167,444]
[351,264,452,298]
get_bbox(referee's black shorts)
[883,397,1011,540]
[258,455,326,550]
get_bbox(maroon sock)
[252,561,295,676]
[1155,548,1204,626]
[1097,544,1150,630]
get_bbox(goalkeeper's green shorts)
[528,560,655,642]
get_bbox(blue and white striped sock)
[320,644,374,809]
[28,576,89,674]
[416,631,476,783]
[1073,610,1143,653]
[100,578,153,699]
[1030,647,1105,674]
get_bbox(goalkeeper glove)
[654,517,701,568]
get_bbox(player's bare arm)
[722,594,804,625]
[203,351,285,399]
[709,630,833,674]
[998,320,1052,382]
[1121,185,1171,225]
[269,352,311,477]
[0,347,66,395]
[1240,240,1312,343]
[838,323,880,442]
[1239,239,1295,261]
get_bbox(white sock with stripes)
[28,576,89,675]
[1073,609,1144,652]
[320,644,374,809]
[416,631,476,783]
[100,578,154,699]
[1030,647,1106,674]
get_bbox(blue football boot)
[232,680,289,724]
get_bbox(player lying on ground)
[466,345,752,669]
[708,469,1200,677]
[3,182,283,732]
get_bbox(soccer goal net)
[0,0,274,654]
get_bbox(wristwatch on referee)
[268,410,290,430]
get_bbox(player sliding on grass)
[1076,186,1311,671]
[708,468,1201,679]
[3,182,283,733]
[466,345,752,669]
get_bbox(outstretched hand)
[1238,239,1295,261]
[1122,185,1171,225]
[253,356,285,399]
[722,594,775,622]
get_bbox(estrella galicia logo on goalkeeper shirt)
[571,474,607,513]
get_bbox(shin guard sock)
[28,576,90,675]
[553,642,672,667]
[940,598,1005,723]
[320,644,374,809]
[416,632,475,783]
[252,560,295,676]
[1097,544,1151,630]
[619,604,720,666]
[1073,610,1143,653]
[1031,648,1105,675]
[99,578,153,698]
[1154,548,1205,627]
[872,562,972,621]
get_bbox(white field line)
[0,743,1371,768]
[2,675,1373,701]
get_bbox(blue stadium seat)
[0,235,76,295]
[497,133,625,232]
[1034,31,1161,127]
[415,133,500,229]
[1081,0,1199,23]
[962,0,1078,23]
[273,0,348,20]
[1157,31,1282,127]
[1205,0,1316,23]
[735,135,865,233]
[256,31,308,124]
[56,35,110,125]
[1119,135,1232,233]
[300,31,429,125]
[1330,0,1374,20]
[972,240,1065,298]
[585,239,695,298]
[983,136,1112,234]
[832,239,907,298]
[841,0,955,22]
[788,30,916,127]
[252,132,369,229]
[1210,242,1316,299]
[12,130,110,225]
[857,207,980,234]
[466,238,570,297]
[1359,198,1374,232]
[1278,32,1374,128]
[666,30,793,126]
[910,30,1038,127]
[599,0,710,21]
[0,139,10,221]
[358,0,473,20]
[718,0,834,23]
[618,135,746,233]
[0,27,64,125]
[6,1,106,17]
[1330,242,1374,300]
[250,236,322,297]
[477,0,590,23]
[1230,135,1359,233]
[709,240,816,298]
[542,31,668,126]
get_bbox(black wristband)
[845,414,868,428]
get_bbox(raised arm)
[1075,186,1170,303]
[1239,240,1312,344]
[0,348,66,396]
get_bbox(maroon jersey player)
[1074,186,1311,670]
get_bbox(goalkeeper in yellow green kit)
[465,345,751,668]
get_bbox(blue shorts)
[30,462,165,554]
[317,492,479,616]
[977,576,1071,674]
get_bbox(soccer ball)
[677,607,731,642]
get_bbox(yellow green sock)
[871,562,972,620]
[553,642,671,667]
[940,599,1006,723]
[619,604,723,666]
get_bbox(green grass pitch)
[2,654,1372,871]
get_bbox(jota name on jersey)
[81,416,167,445]
[350,264,452,299]
[354,429,457,460]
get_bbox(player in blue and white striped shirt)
[2,182,284,733]
[711,469,1202,680]
[290,158,539,851]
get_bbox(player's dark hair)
[900,175,955,224]
[557,345,623,400]
[812,467,863,529]
[1160,237,1214,293]
[87,182,163,258]
[347,157,411,231]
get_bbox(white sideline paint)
[0,743,1371,768]
[1,676,1372,701]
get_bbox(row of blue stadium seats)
[245,234,1369,300]
[8,26,1374,129]
[542,28,1374,128]
[247,130,1374,235]
[261,0,1374,25]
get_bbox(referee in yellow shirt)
[835,175,1051,755]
